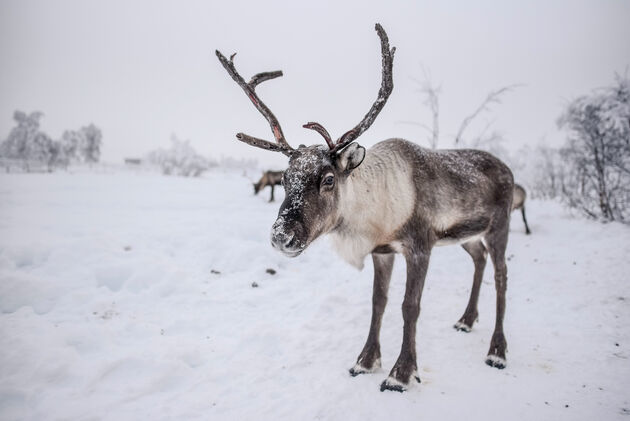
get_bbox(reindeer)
[512,183,531,234]
[216,24,513,392]
[253,170,284,202]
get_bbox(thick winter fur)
[511,183,531,234]
[329,140,512,269]
[253,170,283,202]
[331,144,415,269]
[270,138,514,392]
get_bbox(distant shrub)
[146,135,215,177]
[557,74,630,223]
[0,110,102,172]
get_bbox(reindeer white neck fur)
[330,143,415,269]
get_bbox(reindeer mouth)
[272,242,305,258]
[271,234,306,258]
[270,223,308,258]
[279,248,303,258]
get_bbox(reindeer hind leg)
[521,206,531,235]
[454,240,487,332]
[483,221,509,369]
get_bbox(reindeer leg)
[454,240,487,332]
[381,245,430,392]
[521,206,531,235]
[484,224,509,369]
[350,253,394,377]
[269,185,275,202]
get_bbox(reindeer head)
[271,142,366,256]
[217,23,395,257]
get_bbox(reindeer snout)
[271,229,295,249]
[271,219,305,257]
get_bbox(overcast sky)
[1,0,629,168]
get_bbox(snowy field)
[1,169,629,421]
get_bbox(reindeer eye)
[322,174,334,187]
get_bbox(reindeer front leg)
[350,253,395,376]
[381,245,430,392]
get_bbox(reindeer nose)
[271,229,295,250]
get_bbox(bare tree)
[415,67,440,149]
[400,67,441,149]
[466,119,510,161]
[454,84,522,145]
[518,143,567,200]
[404,70,520,150]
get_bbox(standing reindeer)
[253,170,284,202]
[512,183,531,234]
[216,24,513,392]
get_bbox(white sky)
[1,0,629,168]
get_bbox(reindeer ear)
[336,142,366,173]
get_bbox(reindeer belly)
[434,216,490,246]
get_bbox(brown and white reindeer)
[253,170,284,202]
[512,183,532,234]
[216,24,514,392]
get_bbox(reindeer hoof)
[380,379,406,393]
[349,364,369,377]
[453,321,472,332]
[485,355,507,369]
[349,358,380,376]
[379,371,420,392]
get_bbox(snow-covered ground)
[1,170,629,421]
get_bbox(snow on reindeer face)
[270,142,366,257]
[270,145,338,257]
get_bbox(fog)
[1,0,628,167]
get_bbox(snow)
[1,169,629,420]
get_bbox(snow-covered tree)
[46,139,70,170]
[0,111,44,163]
[61,129,84,162]
[28,131,53,166]
[558,73,630,222]
[146,135,214,177]
[79,124,102,163]
[1,111,104,171]
[58,125,102,164]
[510,143,568,200]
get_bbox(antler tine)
[333,23,396,152]
[215,50,294,156]
[302,122,334,149]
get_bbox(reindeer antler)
[216,50,295,156]
[302,122,334,149]
[303,23,396,153]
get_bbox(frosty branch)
[454,84,522,145]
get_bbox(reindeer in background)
[217,24,513,392]
[512,183,532,234]
[253,170,284,202]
